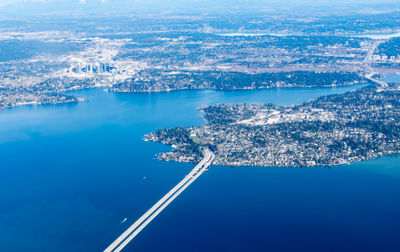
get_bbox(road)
[104,148,215,252]
[363,40,385,64]
[363,40,389,89]
[365,74,389,88]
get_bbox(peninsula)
[145,82,400,167]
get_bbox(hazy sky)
[1,0,399,17]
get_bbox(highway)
[104,148,215,252]
[363,40,385,64]
[365,74,389,88]
[363,40,389,89]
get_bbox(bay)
[0,83,399,251]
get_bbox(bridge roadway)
[104,148,215,252]
[365,71,389,89]
[363,40,389,89]
[365,76,389,88]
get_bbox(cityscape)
[0,0,400,251]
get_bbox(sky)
[0,0,399,17]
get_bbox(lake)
[0,83,400,252]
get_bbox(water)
[217,32,400,40]
[352,32,400,40]
[383,73,400,83]
[0,84,400,252]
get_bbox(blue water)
[383,73,400,83]
[1,84,400,252]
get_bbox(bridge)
[363,40,389,89]
[104,148,215,252]
[365,74,389,89]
